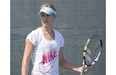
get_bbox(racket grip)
[80,65,84,75]
[80,60,85,75]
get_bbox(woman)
[21,3,88,75]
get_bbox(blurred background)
[11,0,105,75]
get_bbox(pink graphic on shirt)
[39,49,57,73]
[41,50,57,64]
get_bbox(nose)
[44,15,48,21]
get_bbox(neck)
[42,25,53,33]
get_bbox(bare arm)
[21,39,34,75]
[59,47,82,72]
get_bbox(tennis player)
[21,3,88,75]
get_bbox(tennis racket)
[80,35,102,75]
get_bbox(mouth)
[44,21,48,23]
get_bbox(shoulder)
[54,29,64,41]
[31,27,41,34]
[54,29,63,37]
[54,29,65,47]
[27,27,42,37]
[26,27,42,46]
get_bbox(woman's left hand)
[79,65,89,73]
[83,65,89,73]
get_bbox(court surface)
[11,0,105,75]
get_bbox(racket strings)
[84,36,102,66]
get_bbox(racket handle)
[80,60,85,75]
[80,65,84,75]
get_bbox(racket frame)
[80,35,102,75]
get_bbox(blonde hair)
[41,3,56,11]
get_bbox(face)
[40,12,55,27]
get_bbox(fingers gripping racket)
[80,35,102,75]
